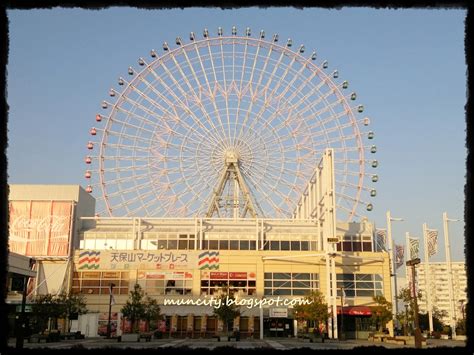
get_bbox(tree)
[396,286,422,327]
[143,296,161,331]
[418,307,447,332]
[369,295,393,332]
[121,284,146,333]
[293,290,328,333]
[455,318,466,335]
[213,287,240,335]
[58,292,88,332]
[31,294,65,333]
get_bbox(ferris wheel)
[85,26,378,221]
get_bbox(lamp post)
[442,212,459,339]
[339,287,345,341]
[404,304,409,336]
[386,211,403,333]
[107,283,116,339]
[406,258,422,349]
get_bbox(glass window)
[167,240,177,249]
[273,280,291,287]
[294,273,311,280]
[290,241,300,251]
[178,240,188,249]
[270,241,280,250]
[157,240,167,249]
[292,281,310,288]
[293,289,308,296]
[273,273,291,280]
[230,241,239,250]
[356,290,374,297]
[362,242,372,251]
[280,241,290,250]
[301,241,309,251]
[240,241,249,250]
[249,241,257,250]
[209,240,218,249]
[219,240,229,250]
[352,242,362,251]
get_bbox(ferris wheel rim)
[86,28,377,221]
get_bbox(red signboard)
[337,306,372,316]
[9,200,73,257]
[229,272,247,279]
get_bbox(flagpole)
[422,223,433,334]
[443,212,459,339]
[386,211,403,334]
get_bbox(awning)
[337,306,372,316]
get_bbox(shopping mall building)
[8,153,392,340]
[10,185,391,338]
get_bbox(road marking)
[264,340,285,349]
[159,339,186,347]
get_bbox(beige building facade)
[73,216,392,339]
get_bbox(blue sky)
[6,7,467,266]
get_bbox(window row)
[264,273,319,296]
[262,241,313,251]
[71,271,130,295]
[200,280,257,296]
[335,236,373,252]
[335,273,383,297]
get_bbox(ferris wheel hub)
[224,149,240,165]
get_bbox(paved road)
[8,337,467,350]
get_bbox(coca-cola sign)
[9,200,72,256]
[10,215,70,234]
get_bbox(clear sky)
[6,7,467,267]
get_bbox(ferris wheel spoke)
[135,69,224,146]
[189,41,229,143]
[159,57,226,143]
[235,44,275,142]
[178,46,228,143]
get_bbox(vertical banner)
[408,237,420,260]
[427,229,438,257]
[9,200,73,257]
[375,229,387,251]
[395,244,405,269]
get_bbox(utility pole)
[406,258,422,349]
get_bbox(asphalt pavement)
[7,336,467,351]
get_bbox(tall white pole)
[386,211,403,333]
[422,223,433,333]
[443,212,458,339]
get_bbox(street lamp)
[107,283,116,339]
[406,258,422,349]
[404,304,409,336]
[442,212,459,339]
[339,287,345,341]
[386,210,403,333]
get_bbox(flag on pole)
[427,229,438,257]
[375,229,387,251]
[395,244,405,269]
[408,237,420,260]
